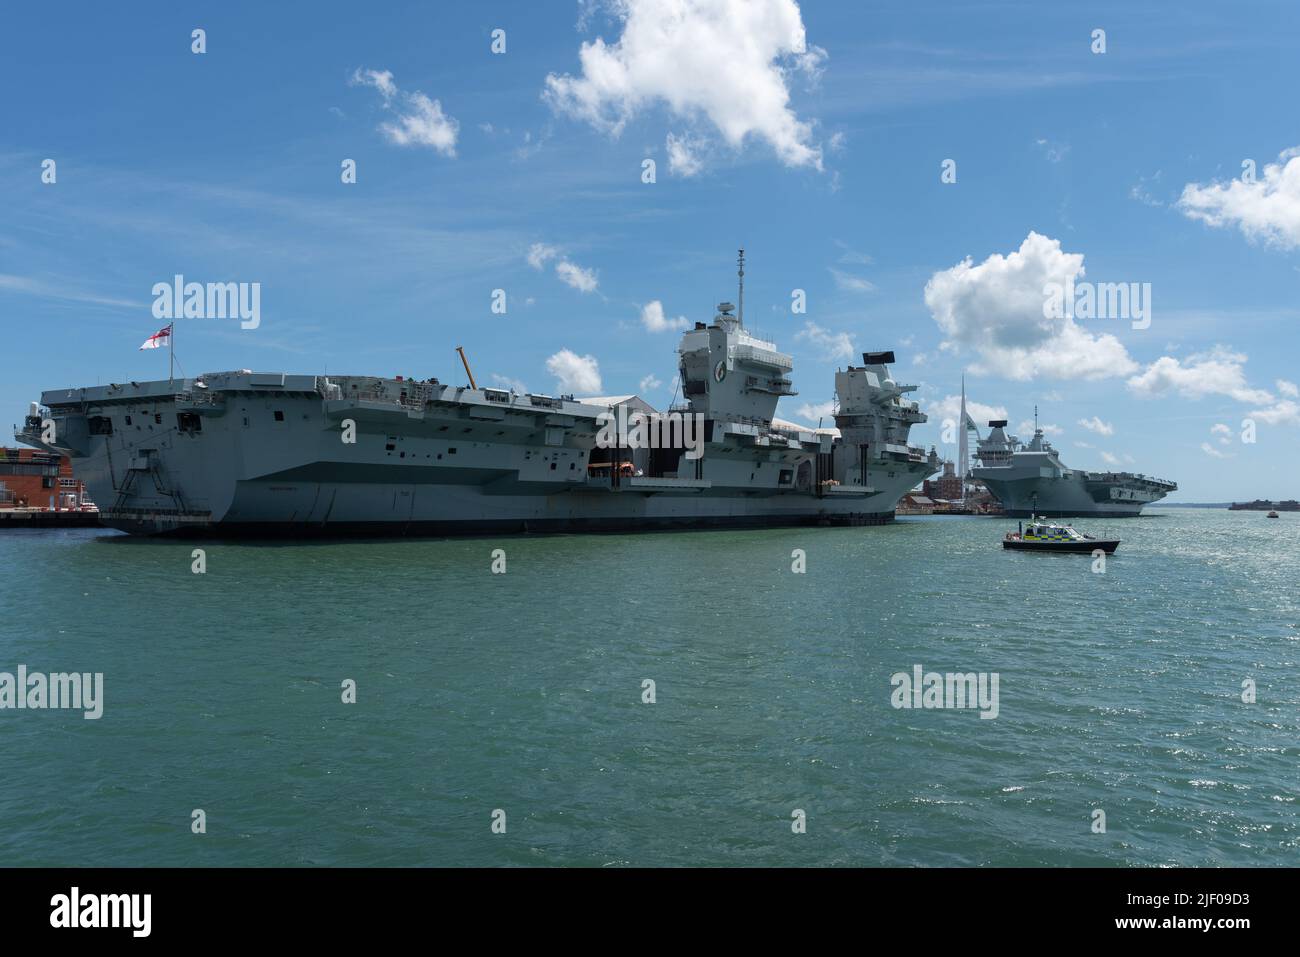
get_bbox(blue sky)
[2,0,1298,500]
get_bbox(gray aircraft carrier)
[971,419,1176,517]
[18,255,940,537]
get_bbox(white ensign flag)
[139,324,172,350]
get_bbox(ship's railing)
[880,443,928,462]
[744,375,796,394]
[732,342,793,370]
[1084,470,1177,487]
[348,390,429,410]
[769,423,815,441]
[173,390,223,407]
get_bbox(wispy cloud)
[829,267,875,294]
[555,259,598,293]
[350,68,459,156]
[526,243,598,293]
[0,274,141,309]
[1077,416,1114,436]
[795,320,854,361]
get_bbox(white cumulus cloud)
[930,395,1008,427]
[555,259,599,293]
[546,349,603,394]
[1127,348,1300,428]
[527,243,598,293]
[527,243,559,270]
[665,132,705,177]
[350,68,458,156]
[1126,347,1274,405]
[640,300,689,333]
[1277,378,1299,398]
[1249,399,1300,426]
[1077,415,1114,436]
[1178,147,1300,249]
[543,0,826,171]
[795,400,837,423]
[639,374,662,392]
[923,231,1137,381]
[794,320,854,361]
[1017,420,1063,437]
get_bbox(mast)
[737,248,745,327]
[958,374,968,483]
[169,321,175,388]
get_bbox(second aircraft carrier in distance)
[972,421,1175,520]
[971,419,1176,517]
[19,253,941,537]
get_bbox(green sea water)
[1,508,1297,867]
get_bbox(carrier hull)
[20,265,941,538]
[21,365,935,540]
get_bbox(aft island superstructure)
[971,419,1176,517]
[19,255,939,537]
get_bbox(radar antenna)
[737,248,745,327]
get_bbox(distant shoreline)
[1155,502,1294,509]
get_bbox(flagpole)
[169,322,175,388]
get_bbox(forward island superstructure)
[971,419,1176,517]
[19,255,940,537]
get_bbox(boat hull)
[1003,539,1119,553]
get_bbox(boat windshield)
[1025,523,1086,540]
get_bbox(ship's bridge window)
[273,410,285,421]
[88,416,113,435]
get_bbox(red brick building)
[0,447,88,509]
[923,460,965,502]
